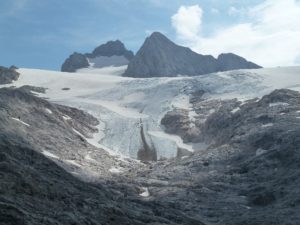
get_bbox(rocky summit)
[124,32,261,77]
[61,52,90,73]
[61,40,134,72]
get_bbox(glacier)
[3,66,300,159]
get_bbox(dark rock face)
[61,52,89,72]
[155,89,300,224]
[89,40,134,60]
[61,41,134,72]
[161,108,201,143]
[124,32,218,77]
[137,121,157,161]
[217,53,262,71]
[124,32,261,77]
[0,66,19,84]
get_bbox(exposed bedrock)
[0,66,19,84]
[124,32,261,78]
[137,120,157,161]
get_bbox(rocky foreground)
[1,81,300,224]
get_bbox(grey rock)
[137,120,157,161]
[217,53,262,71]
[0,66,19,84]
[61,52,89,72]
[88,40,134,60]
[161,108,201,143]
[61,40,134,72]
[124,32,218,77]
[1,81,300,225]
[124,32,261,77]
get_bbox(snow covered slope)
[3,66,300,159]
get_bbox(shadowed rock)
[124,32,261,77]
[0,66,19,84]
[61,52,89,72]
[88,40,134,60]
[61,40,134,72]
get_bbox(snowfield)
[2,66,300,159]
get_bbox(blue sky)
[1,0,299,70]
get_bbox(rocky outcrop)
[151,89,300,224]
[124,32,261,77]
[61,41,134,72]
[217,53,262,71]
[61,52,89,72]
[0,66,19,84]
[124,32,218,77]
[137,120,157,161]
[87,40,134,60]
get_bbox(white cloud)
[172,0,300,67]
[171,5,203,41]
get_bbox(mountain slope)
[0,86,207,225]
[1,65,300,224]
[124,32,261,77]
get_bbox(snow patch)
[63,115,71,120]
[148,131,194,152]
[65,160,82,167]
[139,187,150,197]
[256,148,267,156]
[11,117,30,127]
[87,56,129,68]
[45,108,53,114]
[42,150,59,159]
[72,128,85,138]
[77,65,128,76]
[231,107,240,114]
[269,102,289,107]
[262,123,273,128]
[109,167,123,174]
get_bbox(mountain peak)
[61,40,134,72]
[148,32,169,40]
[91,40,134,60]
[124,33,262,77]
[144,32,176,47]
[217,53,262,71]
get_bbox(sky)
[0,0,300,70]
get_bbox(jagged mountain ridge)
[61,31,261,76]
[61,40,134,72]
[124,32,261,77]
